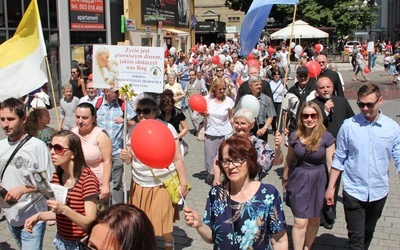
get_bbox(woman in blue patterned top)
[184,135,288,249]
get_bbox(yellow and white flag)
[0,0,48,101]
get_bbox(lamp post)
[349,0,367,39]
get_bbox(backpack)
[95,97,125,113]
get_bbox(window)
[141,37,152,47]
[0,1,4,27]
[7,0,22,28]
[228,17,240,22]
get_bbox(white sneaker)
[288,77,293,80]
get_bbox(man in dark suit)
[311,76,354,229]
[235,66,273,106]
[316,55,345,97]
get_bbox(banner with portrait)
[92,45,164,93]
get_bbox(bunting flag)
[239,0,299,56]
[190,14,198,30]
[0,0,48,101]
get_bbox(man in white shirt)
[79,80,100,106]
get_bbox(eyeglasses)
[80,235,95,250]
[356,98,380,108]
[221,158,246,168]
[298,74,308,78]
[302,113,318,120]
[317,61,326,64]
[48,143,70,156]
[136,108,153,115]
[71,71,77,74]
[273,73,280,76]
[216,69,224,72]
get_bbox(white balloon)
[240,95,260,118]
[290,42,296,49]
[294,45,303,56]
[320,44,324,52]
[170,47,176,55]
[219,54,226,64]
[295,54,299,59]
[210,43,215,49]
[199,45,204,52]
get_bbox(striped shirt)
[51,167,99,241]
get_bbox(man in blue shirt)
[97,88,135,204]
[325,83,400,249]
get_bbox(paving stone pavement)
[1,55,400,249]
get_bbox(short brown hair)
[357,83,381,99]
[217,135,259,180]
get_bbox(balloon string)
[171,171,188,207]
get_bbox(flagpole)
[45,56,60,127]
[277,4,298,145]
[123,96,128,204]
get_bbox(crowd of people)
[0,39,400,250]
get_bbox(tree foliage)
[224,0,380,37]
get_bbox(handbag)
[150,170,191,204]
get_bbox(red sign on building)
[70,0,105,31]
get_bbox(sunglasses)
[216,69,224,72]
[356,98,379,108]
[302,113,318,120]
[298,74,308,78]
[136,108,153,115]
[48,143,70,156]
[273,73,280,76]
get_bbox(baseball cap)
[296,66,309,75]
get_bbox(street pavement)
[1,54,400,249]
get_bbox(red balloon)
[248,53,255,59]
[189,94,207,113]
[212,55,220,65]
[257,46,263,51]
[130,120,175,169]
[315,44,322,52]
[364,67,370,73]
[305,61,322,77]
[267,46,274,55]
[192,46,197,52]
[192,58,198,65]
[345,48,350,52]
[247,59,260,69]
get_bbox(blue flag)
[190,14,198,30]
[239,0,298,56]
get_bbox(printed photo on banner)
[92,45,164,93]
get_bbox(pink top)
[72,126,104,186]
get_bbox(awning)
[163,28,189,37]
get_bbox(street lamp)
[349,0,367,38]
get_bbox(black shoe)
[323,222,334,230]
[205,174,214,185]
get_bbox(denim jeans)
[8,221,46,250]
[53,233,87,250]
[179,80,189,108]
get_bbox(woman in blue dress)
[282,102,335,250]
[184,135,288,249]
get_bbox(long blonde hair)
[294,102,326,152]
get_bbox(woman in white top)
[269,68,287,133]
[120,98,189,250]
[200,78,234,184]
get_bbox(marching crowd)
[0,40,400,250]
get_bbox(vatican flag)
[0,0,48,101]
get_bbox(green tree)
[224,0,379,38]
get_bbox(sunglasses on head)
[136,108,153,115]
[356,98,379,108]
[302,113,318,120]
[48,143,70,156]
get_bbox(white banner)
[92,45,164,93]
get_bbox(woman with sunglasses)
[86,204,156,250]
[201,78,234,185]
[158,89,189,157]
[70,66,86,99]
[72,102,112,205]
[25,130,100,249]
[213,108,283,185]
[269,68,287,134]
[184,135,288,249]
[215,65,236,101]
[120,98,189,250]
[282,102,335,250]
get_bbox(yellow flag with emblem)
[0,0,48,101]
